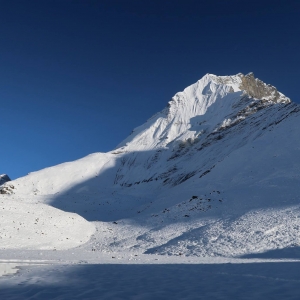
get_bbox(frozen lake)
[1,261,300,299]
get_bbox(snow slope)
[0,197,94,250]
[2,72,300,258]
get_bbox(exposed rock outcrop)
[0,174,11,186]
[0,174,13,194]
[239,72,290,104]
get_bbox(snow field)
[0,196,95,250]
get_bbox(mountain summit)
[2,73,300,257]
[116,72,290,152]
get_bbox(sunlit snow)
[0,73,299,298]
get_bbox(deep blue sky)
[1,0,299,179]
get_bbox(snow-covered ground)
[0,197,94,250]
[1,259,300,299]
[1,73,300,298]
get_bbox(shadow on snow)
[1,262,300,299]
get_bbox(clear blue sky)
[1,0,299,179]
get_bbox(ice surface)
[1,261,300,299]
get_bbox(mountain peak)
[238,72,290,104]
[209,72,290,104]
[116,73,291,151]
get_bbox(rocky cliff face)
[239,72,290,103]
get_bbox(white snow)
[1,260,300,299]
[0,197,95,250]
[0,72,300,298]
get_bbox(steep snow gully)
[1,72,300,258]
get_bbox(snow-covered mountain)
[1,72,300,257]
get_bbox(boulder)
[0,174,11,186]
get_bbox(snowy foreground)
[1,73,300,298]
[1,258,300,299]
